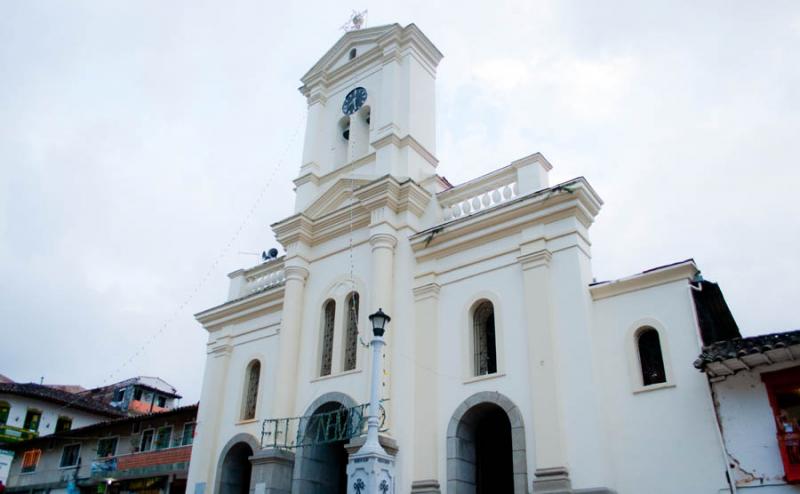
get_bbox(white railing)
[438,167,519,221]
[241,259,286,296]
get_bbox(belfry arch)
[447,391,528,494]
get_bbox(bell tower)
[293,23,444,212]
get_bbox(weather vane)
[341,10,368,32]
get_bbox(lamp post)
[346,308,395,494]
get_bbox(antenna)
[341,10,368,32]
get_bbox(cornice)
[293,172,320,188]
[371,132,439,167]
[510,152,553,172]
[354,175,432,218]
[589,261,698,300]
[517,250,552,270]
[412,282,441,301]
[411,178,602,261]
[195,285,285,331]
[272,176,430,250]
[299,24,443,98]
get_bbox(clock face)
[342,87,368,115]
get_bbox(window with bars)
[242,360,260,420]
[473,301,498,376]
[320,300,336,376]
[637,327,666,386]
[344,293,360,371]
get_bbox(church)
[185,23,738,494]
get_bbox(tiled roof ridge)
[0,382,123,417]
[694,329,800,370]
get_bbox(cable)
[45,115,305,417]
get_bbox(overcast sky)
[1,1,798,403]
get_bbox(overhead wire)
[44,115,305,417]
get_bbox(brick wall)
[117,445,192,470]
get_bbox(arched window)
[637,328,666,386]
[349,48,357,60]
[320,300,336,376]
[241,360,260,420]
[473,301,497,376]
[343,292,359,371]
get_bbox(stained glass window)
[473,301,497,376]
[321,300,336,376]
[344,293,360,371]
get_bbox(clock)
[342,87,368,115]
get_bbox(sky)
[1,1,799,403]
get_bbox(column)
[518,247,571,493]
[369,231,397,424]
[410,277,441,494]
[272,263,310,419]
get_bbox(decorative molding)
[369,233,398,251]
[517,250,552,270]
[510,152,553,172]
[589,261,698,300]
[284,265,310,283]
[299,23,442,97]
[196,286,285,330]
[412,282,440,301]
[410,178,601,262]
[371,132,439,167]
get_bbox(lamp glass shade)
[369,308,391,337]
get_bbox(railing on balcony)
[0,424,38,443]
[232,257,286,299]
[438,166,519,221]
[261,401,387,450]
[90,446,192,479]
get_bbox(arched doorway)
[219,442,254,494]
[447,392,528,494]
[292,392,357,494]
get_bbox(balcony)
[0,424,38,443]
[91,446,192,479]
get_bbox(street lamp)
[368,308,390,337]
[362,308,390,454]
[346,308,395,493]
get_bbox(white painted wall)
[0,394,107,437]
[712,362,800,492]
[592,279,730,494]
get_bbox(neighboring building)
[0,382,122,444]
[183,22,771,494]
[81,377,182,416]
[4,404,198,494]
[696,329,800,492]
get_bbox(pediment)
[303,178,372,219]
[301,24,400,84]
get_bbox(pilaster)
[272,262,310,419]
[516,247,570,491]
[410,275,441,493]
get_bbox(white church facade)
[186,23,743,494]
